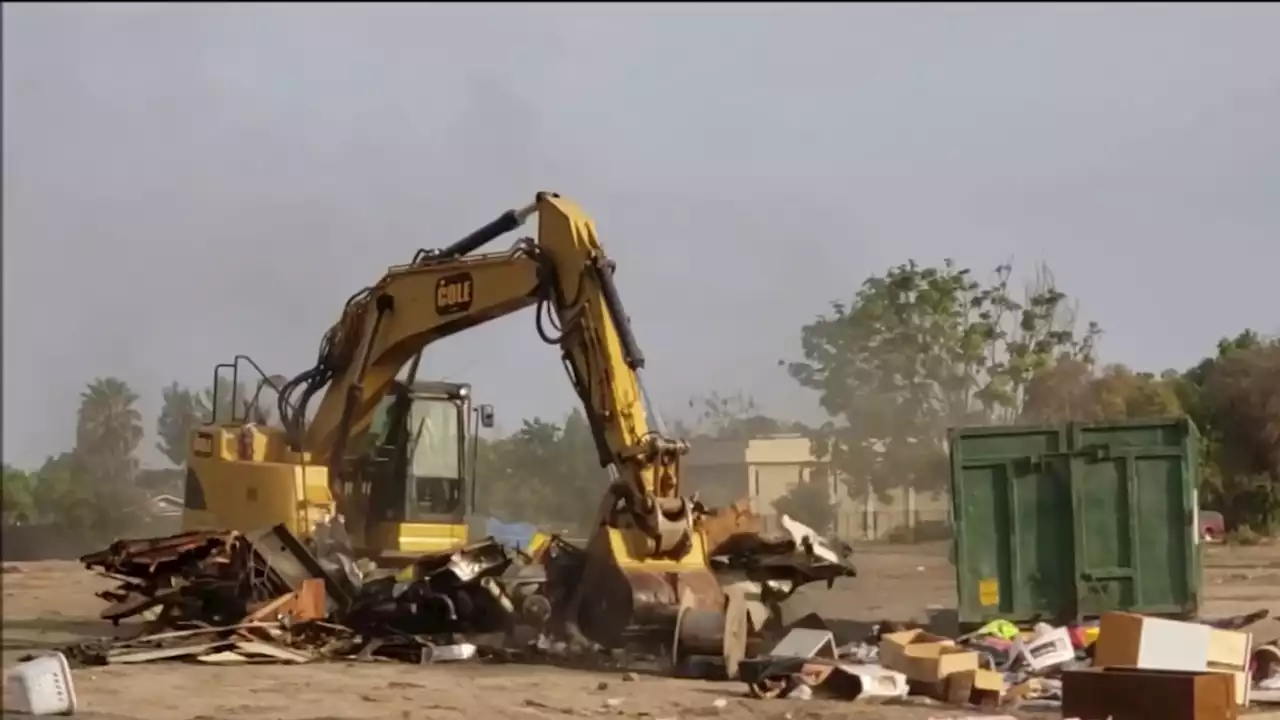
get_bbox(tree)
[49,378,149,541]
[1021,358,1097,422]
[75,377,144,485]
[1172,329,1280,532]
[31,452,80,522]
[683,390,797,440]
[559,408,609,526]
[474,411,607,533]
[1177,329,1276,430]
[784,260,1099,499]
[1199,342,1280,531]
[1090,364,1184,420]
[1022,362,1185,423]
[771,466,838,535]
[27,450,135,540]
[2,464,35,524]
[156,382,204,467]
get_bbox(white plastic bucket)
[3,652,77,715]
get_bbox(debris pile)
[70,525,515,666]
[65,513,860,673]
[739,608,1280,719]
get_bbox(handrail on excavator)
[210,354,294,425]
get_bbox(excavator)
[181,192,758,654]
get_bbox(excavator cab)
[349,380,494,561]
[182,355,494,564]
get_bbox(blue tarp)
[484,516,538,550]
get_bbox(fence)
[1,517,182,562]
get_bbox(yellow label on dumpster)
[978,578,999,607]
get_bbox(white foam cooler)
[3,651,77,715]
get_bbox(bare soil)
[4,542,1278,720]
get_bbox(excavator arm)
[278,193,696,559]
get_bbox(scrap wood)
[107,641,234,664]
[244,592,298,623]
[198,651,252,664]
[231,640,313,663]
[109,621,286,648]
[104,637,313,665]
[75,621,332,666]
[71,527,543,669]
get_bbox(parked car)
[1199,509,1225,542]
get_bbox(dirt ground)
[4,542,1278,720]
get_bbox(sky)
[3,2,1279,469]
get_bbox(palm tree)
[75,377,144,483]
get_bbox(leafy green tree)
[1199,342,1280,531]
[683,390,798,440]
[31,452,80,522]
[2,464,36,523]
[771,467,838,535]
[784,260,1098,498]
[1170,330,1280,532]
[474,410,607,533]
[1020,358,1097,422]
[1091,364,1185,420]
[26,451,136,541]
[1022,362,1185,423]
[156,382,204,466]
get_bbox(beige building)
[682,434,952,541]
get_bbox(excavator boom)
[277,194,696,557]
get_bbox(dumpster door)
[1069,420,1200,619]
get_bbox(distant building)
[682,433,951,540]
[682,434,825,515]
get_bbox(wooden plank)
[291,578,326,621]
[244,592,297,623]
[107,641,232,664]
[233,640,312,663]
[112,621,283,647]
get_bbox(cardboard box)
[878,629,978,682]
[1207,627,1252,707]
[944,668,1005,707]
[1093,612,1252,706]
[1062,667,1237,720]
[1016,626,1076,671]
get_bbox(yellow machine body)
[182,193,742,646]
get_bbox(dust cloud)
[4,4,1279,467]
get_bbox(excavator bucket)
[561,503,764,678]
[571,527,742,674]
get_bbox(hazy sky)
[4,3,1278,469]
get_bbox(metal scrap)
[68,514,860,674]
[71,526,532,667]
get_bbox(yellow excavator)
[181,192,751,651]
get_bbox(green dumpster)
[949,417,1202,627]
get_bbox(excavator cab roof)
[401,380,471,400]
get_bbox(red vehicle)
[1199,510,1225,542]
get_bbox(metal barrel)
[671,588,748,679]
